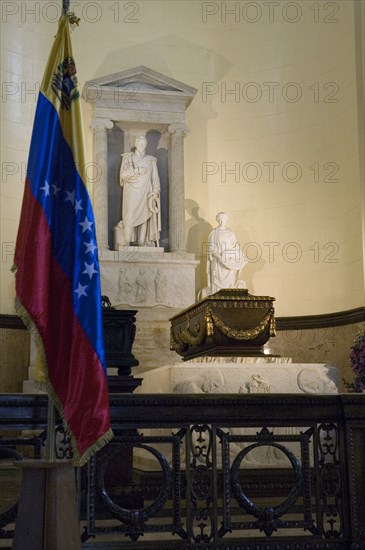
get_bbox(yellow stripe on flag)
[40,16,86,188]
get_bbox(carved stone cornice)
[83,66,198,115]
[90,118,114,132]
[1,307,363,332]
[276,307,365,330]
[167,122,189,138]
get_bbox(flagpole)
[62,0,70,15]
[44,1,70,466]
[43,0,68,465]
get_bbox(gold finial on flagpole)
[68,13,81,26]
[62,0,81,26]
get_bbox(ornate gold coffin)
[170,289,276,360]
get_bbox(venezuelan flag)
[13,15,113,465]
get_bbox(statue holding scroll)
[118,136,161,247]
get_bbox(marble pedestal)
[136,357,338,396]
[100,247,199,370]
[172,357,338,395]
[135,358,338,469]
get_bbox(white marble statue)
[202,212,247,297]
[135,269,148,303]
[297,367,338,394]
[239,373,271,394]
[116,267,133,303]
[173,368,224,394]
[154,269,167,303]
[118,135,161,247]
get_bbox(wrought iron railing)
[0,393,364,549]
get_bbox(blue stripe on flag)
[25,92,106,372]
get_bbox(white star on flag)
[40,180,50,196]
[79,216,93,233]
[65,189,75,205]
[52,183,61,196]
[84,240,97,255]
[74,282,88,299]
[74,199,83,213]
[83,261,98,280]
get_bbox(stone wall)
[269,322,363,391]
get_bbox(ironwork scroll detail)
[86,432,187,541]
[187,424,215,544]
[219,426,320,538]
[55,424,73,459]
[317,422,344,538]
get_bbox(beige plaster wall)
[1,0,364,316]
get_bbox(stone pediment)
[88,66,196,94]
[83,66,197,111]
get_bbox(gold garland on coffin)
[180,312,215,345]
[179,321,205,346]
[170,314,214,350]
[209,307,276,341]
[170,308,275,350]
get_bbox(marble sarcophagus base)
[170,289,276,360]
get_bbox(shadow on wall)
[92,35,231,85]
[146,130,168,250]
[107,126,124,248]
[234,218,266,295]
[185,199,213,294]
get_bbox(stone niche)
[83,67,199,370]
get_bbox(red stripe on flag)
[15,180,110,457]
